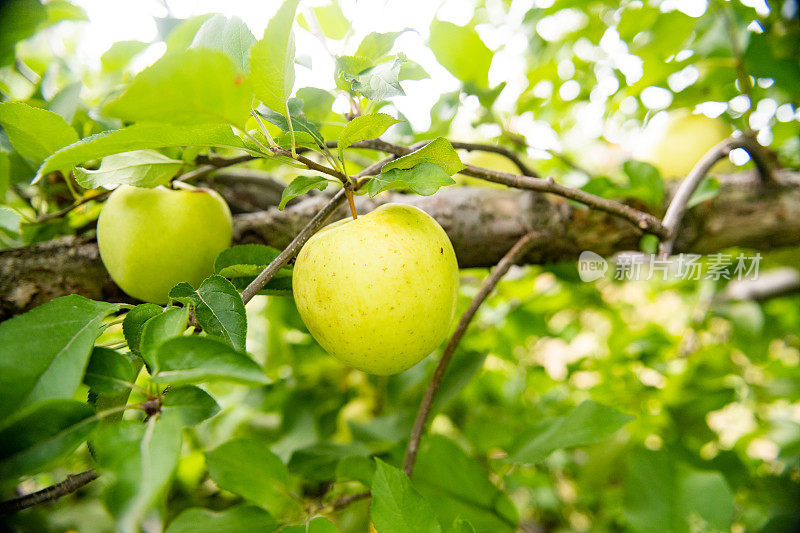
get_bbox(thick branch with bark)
[2,170,800,320]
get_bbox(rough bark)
[2,170,799,320]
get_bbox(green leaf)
[583,162,664,207]
[100,40,149,72]
[152,336,267,386]
[622,160,664,207]
[431,350,487,412]
[312,2,349,40]
[139,306,189,372]
[279,175,330,209]
[510,400,634,464]
[335,55,374,91]
[348,57,405,101]
[93,414,183,531]
[281,517,340,533]
[74,150,183,189]
[337,113,401,167]
[366,162,455,197]
[104,49,252,127]
[169,275,247,351]
[47,82,82,123]
[162,14,214,51]
[0,0,47,66]
[0,399,98,480]
[371,458,442,533]
[296,87,335,124]
[43,0,87,25]
[687,176,720,208]
[215,244,282,277]
[414,437,517,532]
[161,385,220,427]
[289,442,369,482]
[258,106,326,150]
[190,15,256,73]
[0,102,79,163]
[356,31,408,61]
[250,0,300,114]
[399,60,430,81]
[429,19,492,88]
[451,519,477,533]
[122,303,163,354]
[335,455,376,486]
[34,123,248,183]
[166,505,277,533]
[84,347,137,395]
[381,137,465,176]
[214,245,293,296]
[624,449,735,533]
[0,295,120,415]
[205,438,298,517]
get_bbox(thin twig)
[448,141,539,177]
[545,148,593,178]
[0,470,98,514]
[347,139,667,237]
[196,154,256,167]
[402,231,543,476]
[659,135,775,257]
[461,165,666,237]
[271,147,348,184]
[240,189,346,304]
[35,191,110,223]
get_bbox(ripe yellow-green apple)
[292,204,459,375]
[97,185,232,304]
[637,111,732,178]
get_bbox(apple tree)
[1,0,800,532]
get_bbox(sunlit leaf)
[0,295,120,415]
[74,150,183,189]
[250,0,300,114]
[104,49,252,127]
[279,175,330,209]
[380,137,464,176]
[0,102,79,163]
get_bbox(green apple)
[97,185,232,304]
[292,203,459,375]
[637,111,732,178]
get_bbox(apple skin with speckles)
[292,203,460,375]
[97,185,232,304]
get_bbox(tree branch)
[660,135,777,257]
[348,139,667,237]
[448,141,539,177]
[4,170,800,320]
[716,267,800,302]
[0,469,98,514]
[402,231,543,476]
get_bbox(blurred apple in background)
[636,110,733,178]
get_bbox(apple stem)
[344,186,357,220]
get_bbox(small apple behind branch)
[97,185,233,304]
[292,203,460,375]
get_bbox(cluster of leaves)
[1,0,799,532]
[0,0,465,250]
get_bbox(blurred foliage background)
[1,0,799,532]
